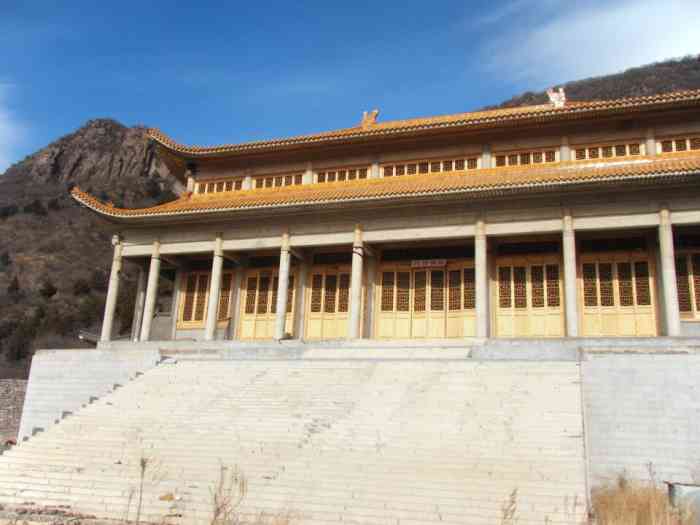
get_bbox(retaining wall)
[0,380,27,442]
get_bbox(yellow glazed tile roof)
[71,152,700,221]
[147,89,700,157]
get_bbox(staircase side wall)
[18,349,161,442]
[582,353,700,487]
[0,379,27,443]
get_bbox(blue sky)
[1,0,699,173]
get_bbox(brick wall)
[582,353,700,486]
[0,379,28,442]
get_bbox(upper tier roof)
[71,151,700,223]
[148,89,700,158]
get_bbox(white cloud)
[479,0,700,88]
[0,84,24,174]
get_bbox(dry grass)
[592,474,695,525]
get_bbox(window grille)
[575,143,642,161]
[245,277,257,314]
[617,263,633,307]
[660,136,700,154]
[583,263,598,307]
[448,270,461,311]
[381,272,395,311]
[463,268,475,309]
[182,274,198,321]
[414,271,426,312]
[317,167,369,184]
[311,274,323,313]
[286,276,295,313]
[546,265,560,307]
[499,267,512,308]
[430,271,444,311]
[634,262,651,306]
[676,256,692,312]
[513,267,527,308]
[599,263,614,306]
[531,266,544,308]
[194,274,209,321]
[495,149,557,167]
[324,275,337,313]
[257,275,270,314]
[419,162,429,174]
[396,272,410,312]
[338,274,350,313]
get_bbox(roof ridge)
[147,88,700,158]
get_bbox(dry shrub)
[592,474,695,525]
[210,464,291,525]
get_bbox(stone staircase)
[0,353,589,524]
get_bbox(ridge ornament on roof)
[547,87,566,108]
[361,109,380,128]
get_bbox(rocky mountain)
[2,56,700,372]
[0,120,180,371]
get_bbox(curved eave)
[70,159,700,225]
[147,90,700,159]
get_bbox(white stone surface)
[1,357,587,525]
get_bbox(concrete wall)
[0,380,27,443]
[18,348,160,442]
[582,353,700,486]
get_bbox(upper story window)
[494,149,557,168]
[382,156,479,177]
[254,173,303,189]
[197,178,244,194]
[573,142,642,161]
[659,136,700,154]
[316,167,369,183]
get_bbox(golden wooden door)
[376,262,475,339]
[239,269,295,339]
[305,266,351,339]
[495,256,564,338]
[580,254,657,337]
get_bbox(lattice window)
[207,182,216,193]
[407,164,417,175]
[324,275,337,313]
[255,178,264,189]
[338,274,350,313]
[617,263,634,307]
[414,271,426,312]
[546,265,560,307]
[381,272,395,312]
[583,263,598,307]
[499,267,512,308]
[676,139,687,152]
[284,175,293,186]
[253,173,303,189]
[430,161,441,172]
[454,159,466,170]
[218,273,233,321]
[531,266,544,308]
[676,256,692,312]
[286,275,295,313]
[275,176,283,187]
[257,275,270,314]
[194,274,209,321]
[430,271,444,311]
[448,270,461,311]
[660,136,700,154]
[393,272,408,312]
[463,268,475,309]
[384,166,394,177]
[599,263,614,306]
[467,158,478,169]
[661,140,673,153]
[382,157,476,178]
[318,167,370,184]
[265,177,273,188]
[496,149,557,167]
[443,160,453,171]
[419,162,429,174]
[245,277,257,314]
[395,165,405,176]
[216,181,224,192]
[692,138,700,150]
[634,262,651,306]
[311,274,323,313]
[182,274,198,321]
[575,143,642,161]
[513,267,527,309]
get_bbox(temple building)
[71,88,700,343]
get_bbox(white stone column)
[100,235,123,342]
[646,127,657,156]
[560,136,571,161]
[363,255,377,339]
[274,232,291,340]
[370,160,380,179]
[204,234,224,341]
[562,211,579,337]
[130,263,147,341]
[348,225,364,339]
[302,162,314,184]
[659,207,681,336]
[475,219,489,338]
[481,144,492,169]
[139,240,161,342]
